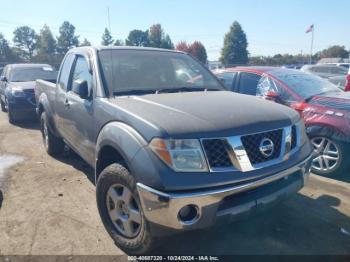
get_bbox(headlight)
[11,88,25,97]
[296,118,308,145]
[149,138,208,172]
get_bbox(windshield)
[273,70,342,99]
[98,49,223,95]
[10,67,57,82]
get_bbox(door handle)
[64,99,71,108]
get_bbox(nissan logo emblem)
[259,138,274,157]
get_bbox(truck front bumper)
[137,154,313,231]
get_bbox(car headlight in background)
[11,88,25,98]
[149,138,208,172]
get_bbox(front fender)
[306,124,350,143]
[95,121,149,181]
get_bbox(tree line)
[0,20,349,68]
[0,21,208,67]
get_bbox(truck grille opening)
[202,139,232,168]
[241,129,283,165]
[291,125,297,150]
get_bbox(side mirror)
[0,76,7,82]
[72,79,89,99]
[265,91,280,102]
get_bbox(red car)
[215,67,350,177]
[345,67,350,92]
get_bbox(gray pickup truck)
[35,46,313,254]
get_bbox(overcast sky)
[0,0,348,60]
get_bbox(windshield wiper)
[157,87,222,93]
[113,89,158,96]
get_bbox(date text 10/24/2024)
[128,256,220,261]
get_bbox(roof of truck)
[73,46,185,54]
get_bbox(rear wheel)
[96,163,155,255]
[40,112,64,156]
[311,136,349,177]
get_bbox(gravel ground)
[0,112,349,256]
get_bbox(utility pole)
[309,25,314,64]
[107,7,111,33]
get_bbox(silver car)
[301,64,347,88]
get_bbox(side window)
[238,72,261,95]
[69,56,92,93]
[58,53,74,91]
[330,66,346,74]
[217,72,236,90]
[257,76,296,102]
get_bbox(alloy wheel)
[106,184,142,238]
[311,137,340,173]
[42,120,49,151]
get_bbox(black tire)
[0,99,6,112]
[40,112,64,156]
[310,136,350,177]
[7,105,16,124]
[96,163,155,255]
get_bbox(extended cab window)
[238,72,261,95]
[216,72,236,90]
[69,56,92,92]
[58,53,74,91]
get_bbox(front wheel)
[40,112,65,156]
[7,104,17,124]
[310,136,349,177]
[96,163,155,255]
[0,99,6,112]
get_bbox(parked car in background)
[215,67,350,177]
[323,63,350,70]
[35,47,313,254]
[301,64,347,88]
[0,64,57,123]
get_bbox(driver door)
[64,55,96,164]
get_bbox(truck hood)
[108,91,299,139]
[9,81,36,90]
[309,91,350,111]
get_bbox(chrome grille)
[201,125,298,172]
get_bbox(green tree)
[160,34,174,49]
[13,26,37,60]
[0,33,16,62]
[80,38,91,47]
[101,28,114,46]
[114,39,124,46]
[318,45,349,59]
[220,21,249,66]
[125,29,149,46]
[148,24,174,49]
[34,25,57,63]
[57,21,79,56]
[188,41,207,64]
